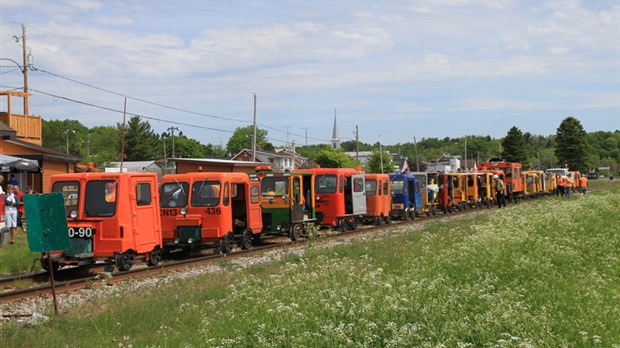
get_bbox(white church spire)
[331,109,340,150]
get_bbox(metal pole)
[163,136,167,174]
[47,252,60,314]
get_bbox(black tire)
[219,232,234,254]
[290,224,303,241]
[40,256,60,273]
[115,252,133,272]
[337,218,346,232]
[147,246,162,267]
[240,229,252,250]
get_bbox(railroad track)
[1,184,615,305]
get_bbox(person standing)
[4,185,20,244]
[427,178,439,203]
[494,175,506,208]
[14,185,25,233]
[579,174,588,195]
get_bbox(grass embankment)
[2,188,620,347]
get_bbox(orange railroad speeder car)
[159,172,262,254]
[44,172,163,272]
[363,173,391,225]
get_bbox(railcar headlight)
[316,196,321,200]
[174,238,180,244]
[187,238,194,244]
[70,210,78,219]
[180,208,187,216]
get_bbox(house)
[232,148,307,171]
[1,91,81,193]
[169,158,263,174]
[106,161,166,180]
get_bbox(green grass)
[0,227,42,275]
[2,188,620,347]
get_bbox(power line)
[30,88,235,134]
[32,67,333,143]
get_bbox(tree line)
[42,116,619,175]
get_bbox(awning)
[0,154,40,172]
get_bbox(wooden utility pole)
[355,125,359,161]
[252,94,257,161]
[21,24,29,116]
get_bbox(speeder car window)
[315,174,337,194]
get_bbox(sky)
[1,0,619,149]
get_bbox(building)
[1,91,81,193]
[106,161,166,180]
[231,148,307,171]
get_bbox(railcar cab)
[447,173,469,210]
[159,172,262,254]
[303,167,366,232]
[44,172,162,272]
[254,169,316,241]
[363,173,391,225]
[523,170,545,197]
[477,172,496,207]
[478,160,524,201]
[465,172,480,208]
[389,173,421,220]
[411,172,439,217]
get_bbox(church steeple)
[331,109,340,150]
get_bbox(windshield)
[52,181,80,217]
[391,178,405,194]
[261,177,288,196]
[160,181,189,208]
[84,180,117,217]
[365,179,377,196]
[315,174,337,194]
[191,181,221,207]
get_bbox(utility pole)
[355,125,359,161]
[464,135,467,171]
[21,24,29,116]
[163,136,167,174]
[167,126,179,158]
[64,129,74,154]
[302,127,309,146]
[252,93,257,161]
[379,134,383,174]
[413,136,419,171]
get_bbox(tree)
[314,146,360,168]
[501,126,528,166]
[88,125,122,166]
[555,117,588,171]
[121,116,160,161]
[226,126,273,155]
[366,149,395,173]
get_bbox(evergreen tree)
[501,126,528,166]
[121,116,159,161]
[555,117,588,171]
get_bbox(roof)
[3,138,82,163]
[109,161,163,172]
[170,158,262,166]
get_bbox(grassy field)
[2,187,619,347]
[0,227,42,275]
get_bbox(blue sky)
[1,0,619,148]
